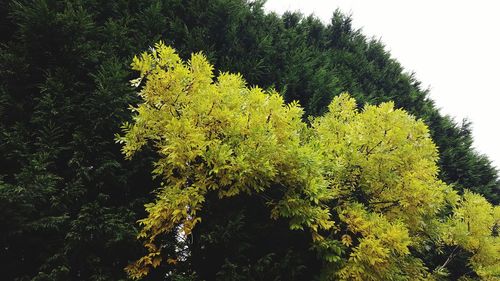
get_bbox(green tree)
[0,1,161,279]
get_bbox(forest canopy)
[118,42,499,280]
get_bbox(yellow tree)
[117,42,499,280]
[312,95,499,280]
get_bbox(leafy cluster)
[118,43,334,278]
[119,43,499,280]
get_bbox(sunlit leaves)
[441,191,500,279]
[119,42,334,278]
[119,43,499,280]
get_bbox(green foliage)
[0,1,159,280]
[119,44,499,280]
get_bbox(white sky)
[264,0,500,170]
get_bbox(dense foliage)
[119,43,499,280]
[0,0,498,280]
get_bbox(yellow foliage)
[119,42,335,278]
[118,42,499,280]
[441,191,500,279]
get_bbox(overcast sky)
[264,0,500,170]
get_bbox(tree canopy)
[119,42,499,280]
